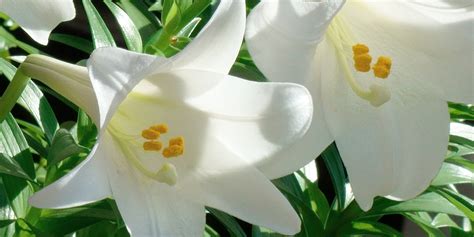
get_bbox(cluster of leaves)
[0,0,472,236]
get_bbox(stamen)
[154,163,178,186]
[354,54,372,72]
[373,56,392,79]
[151,124,168,134]
[142,129,160,140]
[169,136,184,146]
[143,141,162,151]
[326,17,392,107]
[352,44,369,55]
[163,145,184,158]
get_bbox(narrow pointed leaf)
[82,0,116,48]
[0,58,58,143]
[104,0,143,52]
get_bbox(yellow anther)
[353,54,372,72]
[373,65,390,79]
[150,124,168,134]
[142,129,160,140]
[143,141,163,151]
[373,56,392,79]
[163,145,184,158]
[376,56,392,70]
[352,44,369,55]
[169,136,184,146]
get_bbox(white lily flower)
[245,0,473,210]
[27,1,312,235]
[0,0,75,45]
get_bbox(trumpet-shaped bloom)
[27,1,312,235]
[0,0,75,45]
[246,0,473,210]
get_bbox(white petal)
[319,39,450,210]
[0,0,75,45]
[22,55,99,124]
[245,0,344,84]
[87,47,171,130]
[341,1,473,103]
[29,143,111,208]
[245,0,340,178]
[171,0,245,73]
[181,136,301,235]
[109,173,205,237]
[115,69,313,179]
[102,132,206,237]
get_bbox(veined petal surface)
[112,69,312,174]
[0,0,75,45]
[246,0,345,84]
[319,38,450,210]
[22,55,100,124]
[87,47,170,130]
[340,1,473,103]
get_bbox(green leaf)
[0,26,40,54]
[321,143,348,210]
[431,213,460,229]
[207,207,245,237]
[177,17,201,37]
[0,58,59,143]
[450,227,473,237]
[47,129,89,167]
[105,0,143,52]
[273,175,324,236]
[118,0,161,41]
[204,225,219,237]
[433,188,474,220]
[76,110,98,148]
[34,201,116,236]
[163,0,182,34]
[180,0,211,29]
[0,114,34,219]
[50,34,94,54]
[446,156,474,173]
[296,171,330,224]
[339,220,402,237]
[252,226,286,237]
[82,0,116,48]
[404,213,445,237]
[431,163,474,186]
[0,153,32,181]
[368,192,464,217]
[449,103,474,121]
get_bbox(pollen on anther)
[352,44,369,55]
[354,54,372,72]
[151,124,168,134]
[163,144,184,158]
[143,141,162,151]
[373,56,392,79]
[169,136,184,146]
[142,129,160,140]
[373,65,390,79]
[376,56,392,70]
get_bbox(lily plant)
[245,0,473,210]
[0,0,75,45]
[23,1,313,236]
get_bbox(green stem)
[0,65,29,122]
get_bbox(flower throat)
[326,16,393,107]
